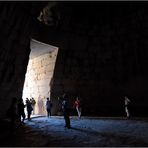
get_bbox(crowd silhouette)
[6,94,131,134]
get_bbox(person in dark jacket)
[61,94,71,129]
[17,98,26,125]
[25,98,33,120]
[6,97,18,134]
[46,97,53,117]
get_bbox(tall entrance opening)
[22,39,58,115]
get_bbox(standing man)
[25,98,33,120]
[17,98,26,125]
[124,96,131,119]
[46,98,53,117]
[62,94,71,129]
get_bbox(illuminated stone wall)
[23,49,58,115]
[1,2,148,118]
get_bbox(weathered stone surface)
[1,2,148,118]
[0,3,33,117]
[23,49,58,115]
[47,2,148,116]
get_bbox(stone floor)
[0,116,148,147]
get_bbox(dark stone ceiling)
[31,1,148,46]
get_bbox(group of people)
[6,97,36,134]
[25,98,36,120]
[6,94,81,133]
[59,94,131,129]
[6,94,131,133]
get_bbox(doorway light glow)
[23,39,58,115]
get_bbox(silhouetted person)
[17,98,26,125]
[30,97,36,114]
[6,97,18,134]
[25,98,33,120]
[124,96,131,119]
[57,96,63,115]
[38,96,44,114]
[46,98,53,117]
[62,94,71,129]
[73,96,82,119]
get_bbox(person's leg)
[66,116,71,128]
[32,106,34,114]
[65,112,71,128]
[78,108,82,119]
[47,109,49,117]
[127,107,130,118]
[22,112,26,123]
[27,111,29,120]
[18,113,22,125]
[76,107,79,118]
[76,107,81,119]
[28,111,31,120]
[125,106,130,118]
[64,113,67,127]
[49,109,51,117]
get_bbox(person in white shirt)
[124,96,131,118]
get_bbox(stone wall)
[0,2,46,118]
[23,49,58,115]
[0,3,33,117]
[1,2,148,118]
[47,3,148,116]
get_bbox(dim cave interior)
[0,1,148,119]
[1,1,148,147]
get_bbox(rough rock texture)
[0,2,148,118]
[0,2,46,117]
[34,2,148,116]
[23,49,58,115]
